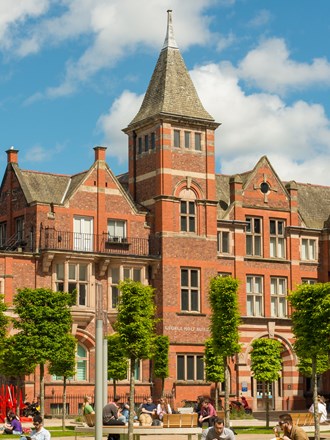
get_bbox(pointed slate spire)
[126,10,216,129]
[162,10,178,50]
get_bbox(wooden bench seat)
[74,425,202,440]
[289,412,319,426]
[162,413,198,428]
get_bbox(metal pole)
[103,334,108,407]
[95,283,103,440]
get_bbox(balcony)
[39,228,161,257]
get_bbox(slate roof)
[295,182,330,229]
[215,172,330,229]
[13,163,87,205]
[126,10,215,129]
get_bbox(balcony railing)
[39,228,161,257]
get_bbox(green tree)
[153,335,169,396]
[297,355,330,378]
[48,334,76,430]
[107,333,128,397]
[289,282,330,440]
[209,276,241,427]
[13,287,74,419]
[204,338,225,410]
[250,338,282,428]
[115,280,156,440]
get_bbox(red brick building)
[0,10,329,413]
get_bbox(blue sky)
[1,0,330,185]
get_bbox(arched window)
[179,189,196,233]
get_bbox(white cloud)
[97,52,330,185]
[2,0,216,98]
[248,9,272,28]
[238,38,330,95]
[97,90,143,163]
[0,0,50,50]
[191,62,330,184]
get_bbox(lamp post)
[95,282,106,440]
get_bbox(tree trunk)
[128,358,136,440]
[40,363,45,419]
[161,378,164,397]
[113,379,117,398]
[215,382,219,411]
[224,357,230,428]
[62,377,67,431]
[265,382,270,428]
[312,356,320,440]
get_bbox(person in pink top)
[198,399,217,427]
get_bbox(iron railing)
[40,228,161,256]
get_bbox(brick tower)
[123,10,221,398]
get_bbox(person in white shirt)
[21,415,51,440]
[309,395,328,423]
[156,397,172,420]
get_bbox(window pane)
[124,268,130,279]
[270,237,276,257]
[189,217,195,232]
[301,239,307,259]
[181,217,187,231]
[271,298,276,316]
[255,297,262,316]
[191,270,198,287]
[278,279,285,294]
[191,290,198,311]
[195,133,201,151]
[69,264,76,280]
[279,297,286,317]
[309,241,315,259]
[79,264,87,281]
[222,232,229,253]
[270,220,276,235]
[181,290,189,311]
[77,360,86,381]
[278,221,284,235]
[278,238,285,258]
[254,218,261,233]
[270,279,276,294]
[180,201,187,214]
[187,356,194,380]
[188,202,195,214]
[196,356,204,380]
[184,131,190,148]
[133,269,141,282]
[246,277,252,293]
[68,282,76,294]
[112,268,120,284]
[174,130,180,147]
[79,284,87,306]
[177,356,185,380]
[246,218,251,233]
[247,296,253,316]
[56,263,64,280]
[181,269,188,286]
[246,236,252,255]
[255,236,261,255]
[255,277,262,293]
[112,286,119,308]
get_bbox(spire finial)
[162,9,178,50]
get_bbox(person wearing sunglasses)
[276,414,308,440]
[20,415,51,440]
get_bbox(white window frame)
[217,230,230,254]
[270,277,287,318]
[177,354,204,381]
[107,219,127,243]
[302,279,317,285]
[246,275,263,316]
[246,217,262,256]
[301,238,317,261]
[109,265,144,309]
[181,268,200,312]
[270,219,285,258]
[55,261,90,307]
[52,343,88,382]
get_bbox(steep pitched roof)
[127,10,215,129]
[295,182,330,229]
[215,159,330,229]
[13,164,71,204]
